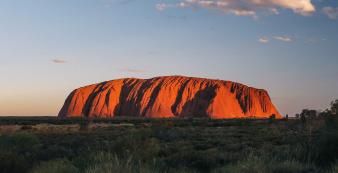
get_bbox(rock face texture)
[58,76,281,119]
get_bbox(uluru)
[58,76,281,119]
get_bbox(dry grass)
[0,125,22,134]
[0,123,136,134]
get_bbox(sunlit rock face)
[58,76,281,119]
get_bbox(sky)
[0,0,337,116]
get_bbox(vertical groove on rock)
[142,80,164,116]
[82,82,107,117]
[171,79,191,115]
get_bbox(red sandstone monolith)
[58,76,281,119]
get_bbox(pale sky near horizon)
[0,0,338,116]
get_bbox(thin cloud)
[274,36,292,42]
[156,0,315,18]
[52,59,67,64]
[120,68,145,73]
[322,7,338,20]
[258,37,269,43]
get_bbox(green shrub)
[326,162,338,173]
[112,129,160,160]
[0,150,29,173]
[0,132,41,155]
[83,151,157,173]
[269,160,311,173]
[213,154,266,173]
[312,114,338,167]
[0,132,41,173]
[165,146,224,172]
[212,154,311,173]
[29,159,78,173]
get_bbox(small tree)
[330,99,338,115]
[301,109,317,120]
[268,114,276,123]
[300,113,306,124]
[270,114,276,119]
[299,109,318,164]
[79,117,91,131]
[295,114,300,119]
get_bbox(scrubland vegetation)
[0,100,337,173]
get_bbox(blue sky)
[0,0,337,116]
